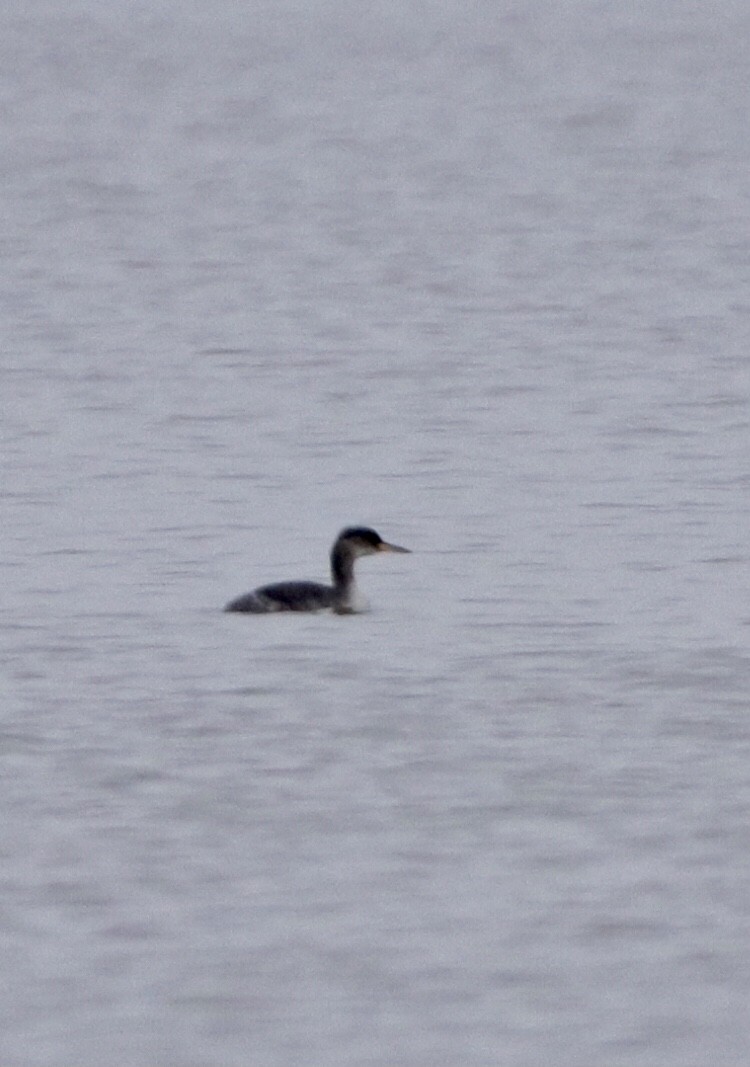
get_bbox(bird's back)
[225,580,336,613]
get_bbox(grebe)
[224,526,410,614]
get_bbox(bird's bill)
[378,541,411,554]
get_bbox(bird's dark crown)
[336,526,384,548]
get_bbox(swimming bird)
[224,526,410,614]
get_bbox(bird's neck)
[331,543,356,592]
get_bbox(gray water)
[3,1,750,1063]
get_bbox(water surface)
[3,1,750,1063]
